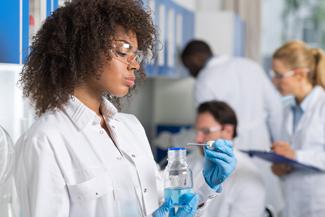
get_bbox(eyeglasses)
[195,126,222,136]
[111,40,144,65]
[270,69,295,80]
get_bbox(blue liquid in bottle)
[164,187,193,206]
[164,147,193,212]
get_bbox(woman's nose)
[127,58,140,71]
[195,132,205,144]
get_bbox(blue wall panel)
[234,15,245,57]
[0,0,20,63]
[0,0,60,64]
[47,0,59,17]
[143,0,194,78]
[22,0,29,63]
[0,0,29,64]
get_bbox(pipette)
[186,140,214,149]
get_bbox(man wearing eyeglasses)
[187,100,266,217]
[181,40,285,214]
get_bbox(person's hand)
[203,139,237,190]
[152,198,172,217]
[272,141,296,160]
[170,193,199,217]
[153,193,199,217]
[271,163,294,176]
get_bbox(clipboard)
[240,149,322,172]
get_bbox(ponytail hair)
[273,40,325,89]
[310,48,325,89]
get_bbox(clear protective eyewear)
[270,69,295,80]
[195,126,222,136]
[111,40,144,65]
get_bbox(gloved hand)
[152,198,173,217]
[153,193,199,217]
[170,193,199,217]
[203,139,237,190]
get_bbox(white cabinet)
[195,11,245,56]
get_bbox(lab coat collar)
[100,97,118,120]
[291,85,322,113]
[286,86,323,138]
[63,96,118,130]
[300,86,322,111]
[205,55,230,69]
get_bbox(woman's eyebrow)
[115,39,129,43]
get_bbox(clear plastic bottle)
[164,147,193,208]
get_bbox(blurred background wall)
[2,0,325,148]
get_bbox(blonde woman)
[271,40,325,217]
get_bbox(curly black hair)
[20,0,156,116]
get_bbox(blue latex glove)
[170,193,199,217]
[153,193,199,217]
[203,139,237,190]
[152,198,173,217]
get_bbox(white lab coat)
[280,86,325,217]
[14,96,216,217]
[195,55,283,150]
[188,147,266,217]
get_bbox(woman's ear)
[221,124,235,140]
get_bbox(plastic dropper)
[186,140,214,149]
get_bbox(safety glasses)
[195,126,222,136]
[270,69,295,80]
[111,40,144,65]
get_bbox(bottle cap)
[168,147,186,151]
[167,147,186,160]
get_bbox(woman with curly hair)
[14,1,236,217]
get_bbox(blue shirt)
[291,87,318,132]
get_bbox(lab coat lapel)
[110,115,159,216]
[284,108,294,143]
[291,87,322,149]
[109,117,139,158]
[291,112,308,149]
